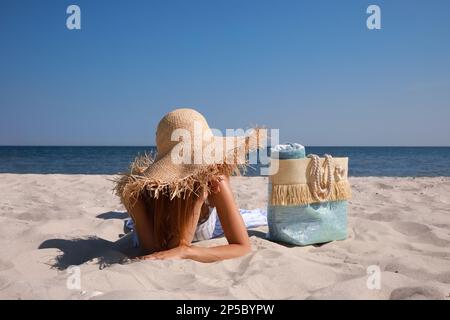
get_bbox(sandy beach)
[0,174,449,300]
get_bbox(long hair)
[142,185,210,250]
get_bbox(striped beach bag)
[267,144,351,246]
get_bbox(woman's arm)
[142,176,251,263]
[184,175,251,262]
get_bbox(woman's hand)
[199,175,223,202]
[138,245,190,260]
[206,175,224,208]
[209,175,224,194]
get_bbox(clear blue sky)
[1,0,449,146]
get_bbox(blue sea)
[0,146,449,177]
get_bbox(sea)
[0,146,449,177]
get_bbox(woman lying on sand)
[114,108,265,263]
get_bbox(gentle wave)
[0,146,449,177]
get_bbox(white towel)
[271,143,304,152]
[212,208,267,238]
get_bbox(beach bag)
[267,144,351,246]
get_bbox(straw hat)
[114,108,265,206]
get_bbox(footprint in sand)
[389,286,444,300]
[391,221,430,236]
[0,276,10,291]
[436,271,450,284]
[367,212,397,222]
[375,182,395,190]
[0,259,14,272]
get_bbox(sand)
[0,174,449,300]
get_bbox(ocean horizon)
[1,146,449,177]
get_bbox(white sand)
[0,174,449,300]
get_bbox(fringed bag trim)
[270,180,351,206]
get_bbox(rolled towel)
[271,143,305,159]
